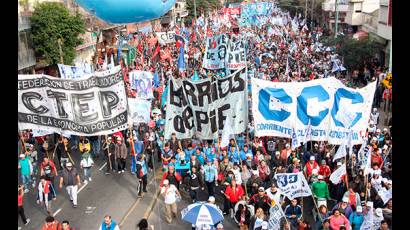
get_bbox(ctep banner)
[251,77,376,145]
[18,66,129,136]
[165,68,248,140]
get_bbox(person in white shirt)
[161,179,180,224]
[80,153,94,183]
[265,183,283,205]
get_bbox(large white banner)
[58,64,93,79]
[268,202,286,229]
[251,77,376,145]
[202,34,229,70]
[18,66,128,136]
[128,98,151,124]
[165,68,248,139]
[129,71,154,99]
[274,172,312,200]
[226,35,246,70]
[156,31,176,45]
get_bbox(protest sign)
[226,37,246,70]
[18,66,128,136]
[129,71,154,99]
[268,203,286,229]
[223,7,241,16]
[251,77,376,144]
[156,31,176,45]
[128,98,151,124]
[164,68,248,140]
[58,64,93,79]
[202,34,229,69]
[274,172,312,200]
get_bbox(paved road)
[18,148,161,230]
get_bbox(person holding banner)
[103,136,116,175]
[115,137,128,174]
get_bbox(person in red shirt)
[40,156,58,187]
[371,149,384,168]
[223,179,245,217]
[18,185,30,226]
[319,160,331,183]
[304,156,319,178]
[41,216,62,230]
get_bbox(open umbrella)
[181,202,224,226]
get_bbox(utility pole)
[58,38,64,64]
[194,0,197,20]
[305,0,308,20]
[334,0,339,38]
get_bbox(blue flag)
[153,71,160,88]
[178,46,185,71]
[191,71,199,81]
[161,85,168,109]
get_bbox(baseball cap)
[163,179,169,185]
[366,201,373,208]
[318,175,324,180]
[66,162,73,167]
[258,187,265,192]
[275,151,280,155]
[356,206,363,213]
[337,162,342,166]
[216,223,223,229]
[383,128,388,132]
[285,143,290,147]
[310,156,315,160]
[19,154,25,158]
[261,221,268,229]
[376,129,381,133]
[208,196,215,203]
[342,197,349,203]
[293,158,300,163]
[383,145,388,150]
[375,208,383,217]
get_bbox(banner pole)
[233,136,249,199]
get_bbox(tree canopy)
[30,2,86,65]
[185,0,222,24]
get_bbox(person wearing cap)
[342,185,361,210]
[80,150,94,184]
[18,152,32,193]
[370,108,379,126]
[265,182,284,205]
[372,208,385,229]
[115,136,128,174]
[284,199,302,227]
[304,155,319,178]
[368,120,376,134]
[136,154,148,197]
[319,159,331,182]
[203,158,218,196]
[312,174,330,206]
[160,179,180,224]
[329,209,351,230]
[246,169,263,196]
[59,162,81,208]
[332,196,353,219]
[287,157,302,173]
[103,136,116,175]
[271,150,285,171]
[248,186,271,215]
[349,205,364,230]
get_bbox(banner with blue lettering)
[251,77,376,144]
[129,71,154,99]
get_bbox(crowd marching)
[18,1,392,230]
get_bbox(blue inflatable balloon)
[76,0,177,24]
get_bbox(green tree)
[30,2,85,65]
[185,0,222,24]
[323,35,383,71]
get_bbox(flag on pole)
[220,118,233,148]
[178,46,186,72]
[103,53,108,69]
[303,120,312,145]
[285,56,290,81]
[330,164,347,184]
[274,172,312,200]
[153,71,160,88]
[363,146,372,176]
[291,127,300,150]
[333,142,347,162]
[191,70,200,81]
[109,54,115,69]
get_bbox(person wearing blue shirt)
[240,145,253,161]
[133,140,144,174]
[230,146,241,165]
[284,199,302,227]
[184,144,196,158]
[203,159,218,197]
[219,149,229,161]
[206,147,217,163]
[194,148,205,165]
[349,206,364,230]
[175,148,188,163]
[236,135,245,149]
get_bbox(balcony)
[322,2,349,12]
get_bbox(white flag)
[274,172,312,200]
[291,127,300,150]
[103,53,108,70]
[333,142,347,162]
[302,120,312,145]
[363,147,372,176]
[220,118,233,148]
[360,208,374,230]
[330,164,346,184]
